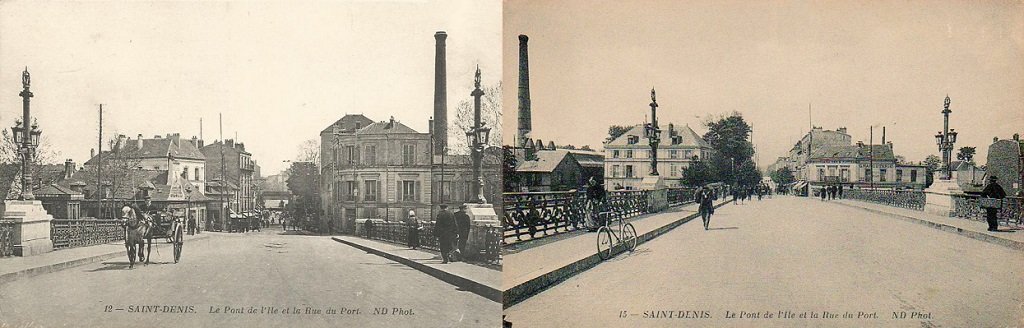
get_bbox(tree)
[285,161,319,228]
[0,119,62,197]
[452,81,502,155]
[605,125,631,143]
[956,146,976,163]
[770,167,796,186]
[502,145,520,191]
[680,160,714,187]
[702,112,754,185]
[297,138,320,165]
[923,154,941,188]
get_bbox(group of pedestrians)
[731,184,771,204]
[407,204,473,264]
[818,184,844,201]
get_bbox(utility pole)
[97,104,103,218]
[220,113,226,231]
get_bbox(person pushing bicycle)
[585,177,607,231]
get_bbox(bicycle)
[595,208,638,260]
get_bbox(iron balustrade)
[503,189,651,245]
[845,189,926,211]
[0,219,14,257]
[361,221,501,264]
[952,194,1022,228]
[667,188,696,207]
[50,217,124,250]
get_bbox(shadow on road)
[707,227,738,230]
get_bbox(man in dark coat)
[980,176,1007,232]
[455,205,472,260]
[434,204,457,264]
[696,186,715,230]
[585,177,607,230]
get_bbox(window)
[612,165,620,178]
[910,170,918,182]
[879,169,887,182]
[626,150,633,158]
[818,168,825,181]
[864,168,871,181]
[401,181,418,201]
[670,165,678,177]
[365,145,376,165]
[346,145,357,165]
[403,144,415,165]
[195,168,201,181]
[364,180,378,201]
[345,181,357,201]
[182,167,189,180]
[612,150,620,158]
[627,136,639,144]
[840,168,850,182]
[625,165,634,178]
[670,150,678,159]
[896,169,903,182]
[684,150,693,159]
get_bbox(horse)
[124,212,154,269]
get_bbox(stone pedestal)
[3,200,55,256]
[924,177,962,217]
[465,203,499,258]
[639,176,668,212]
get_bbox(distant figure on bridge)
[585,177,607,231]
[696,186,715,230]
[455,204,472,260]
[406,209,420,250]
[837,185,844,199]
[435,204,457,264]
[980,176,1006,232]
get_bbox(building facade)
[807,143,927,192]
[200,139,258,215]
[604,123,711,190]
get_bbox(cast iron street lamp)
[13,68,42,200]
[934,95,958,180]
[645,88,661,176]
[466,66,491,204]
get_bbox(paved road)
[0,228,499,328]
[504,196,1024,328]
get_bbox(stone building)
[604,123,711,190]
[785,127,853,181]
[806,142,927,192]
[200,139,258,215]
[84,133,207,193]
[513,142,604,192]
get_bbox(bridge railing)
[50,217,124,250]
[667,188,696,207]
[952,195,1023,228]
[360,221,502,264]
[844,189,926,211]
[502,189,650,245]
[1,219,14,257]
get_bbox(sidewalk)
[331,236,501,303]
[502,199,731,308]
[0,232,214,285]
[833,199,1024,251]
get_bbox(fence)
[667,188,696,207]
[1,219,14,257]
[50,217,124,250]
[361,221,502,264]
[844,189,926,211]
[503,189,650,244]
[952,195,1022,228]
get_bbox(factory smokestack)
[433,31,448,155]
[517,34,532,148]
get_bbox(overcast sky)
[0,0,501,175]
[502,0,1023,167]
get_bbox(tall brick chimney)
[433,31,448,155]
[517,34,532,148]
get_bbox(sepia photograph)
[0,1,502,327]
[500,1,1023,327]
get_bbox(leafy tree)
[681,160,714,187]
[702,112,754,185]
[502,146,520,191]
[605,125,632,143]
[956,146,976,163]
[286,161,319,228]
[770,167,796,186]
[923,154,941,187]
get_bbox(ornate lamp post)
[466,66,491,204]
[645,88,661,176]
[934,95,958,180]
[13,68,42,200]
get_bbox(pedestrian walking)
[980,176,1007,232]
[838,185,844,199]
[697,186,715,230]
[455,204,472,260]
[820,187,827,201]
[585,177,607,231]
[406,209,420,249]
[434,204,457,264]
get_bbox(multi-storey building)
[201,139,257,215]
[604,123,711,190]
[806,142,927,191]
[320,115,500,233]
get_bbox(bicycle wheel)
[173,228,183,263]
[622,223,638,252]
[596,226,613,260]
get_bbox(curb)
[833,201,1024,252]
[0,234,212,286]
[502,200,731,309]
[331,237,502,303]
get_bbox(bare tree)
[452,81,502,155]
[297,138,320,165]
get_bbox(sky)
[502,0,1023,168]
[0,0,501,175]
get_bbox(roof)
[321,114,376,134]
[810,144,895,161]
[84,135,205,165]
[564,149,605,168]
[59,168,206,202]
[0,163,72,200]
[35,183,82,197]
[516,149,585,173]
[605,124,709,148]
[355,119,420,135]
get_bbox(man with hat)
[455,204,472,260]
[434,204,457,264]
[980,175,1007,231]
